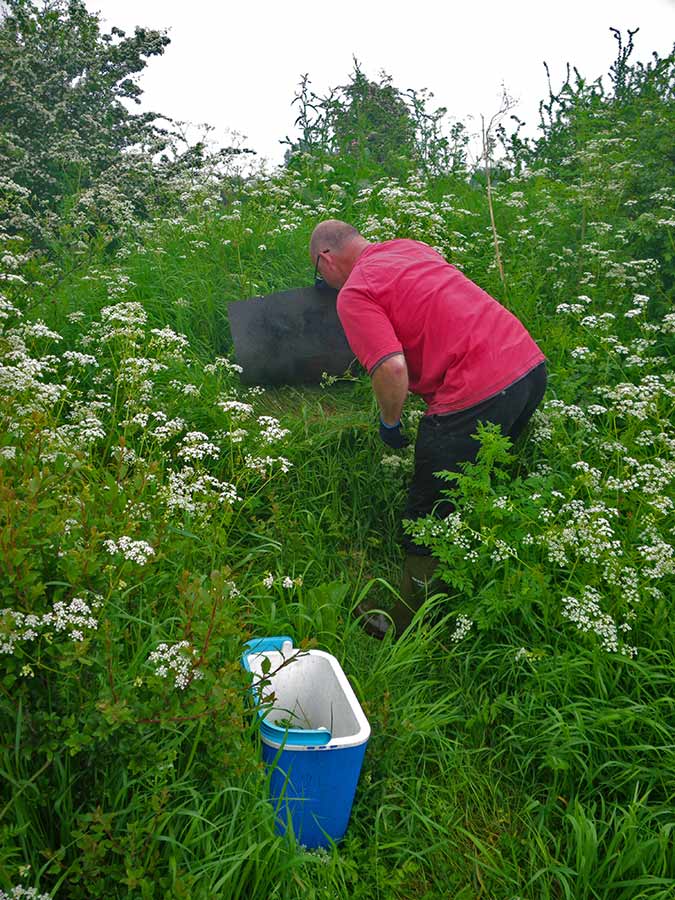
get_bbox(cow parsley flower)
[0,885,52,900]
[204,357,243,375]
[177,431,220,461]
[148,641,202,690]
[218,399,254,417]
[257,416,290,443]
[0,597,98,654]
[104,536,155,565]
[164,467,241,518]
[450,615,474,642]
[152,415,186,442]
[21,320,63,342]
[150,326,189,357]
[63,350,98,368]
[561,586,636,656]
[244,454,292,475]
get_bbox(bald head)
[310,220,362,259]
[309,220,371,289]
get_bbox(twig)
[481,113,506,292]
[481,87,518,294]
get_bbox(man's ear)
[320,251,336,278]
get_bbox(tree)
[0,0,170,244]
[285,59,467,177]
[327,61,418,167]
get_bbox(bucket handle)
[241,635,294,672]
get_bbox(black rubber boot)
[356,554,439,640]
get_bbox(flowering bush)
[407,285,674,660]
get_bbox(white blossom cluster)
[122,377,153,404]
[118,356,167,383]
[218,399,254,417]
[594,376,674,420]
[1,596,99,654]
[225,580,241,598]
[410,511,479,561]
[354,174,448,248]
[604,457,675,502]
[220,428,248,444]
[169,379,199,396]
[490,538,514,564]
[634,430,675,453]
[580,312,617,330]
[122,411,150,428]
[147,640,203,690]
[20,319,63,342]
[246,385,265,398]
[262,573,303,590]
[203,356,243,375]
[164,466,241,518]
[500,190,527,209]
[149,326,189,358]
[103,536,155,565]
[257,416,290,443]
[177,431,220,462]
[570,460,603,491]
[94,300,148,343]
[539,399,596,430]
[537,498,621,568]
[151,412,187,442]
[112,445,139,466]
[381,454,406,468]
[0,332,68,415]
[561,586,636,657]
[244,454,292,475]
[40,413,107,452]
[492,496,510,510]
[450,615,474,643]
[0,886,52,900]
[62,350,99,368]
[636,530,675,579]
[0,295,23,321]
[555,295,594,316]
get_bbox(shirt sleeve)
[337,287,403,374]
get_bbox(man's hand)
[379,418,410,449]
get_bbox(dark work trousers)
[402,362,547,555]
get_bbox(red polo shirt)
[336,239,544,415]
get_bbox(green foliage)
[0,0,170,244]
[285,59,467,178]
[1,18,675,900]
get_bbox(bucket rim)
[242,636,371,749]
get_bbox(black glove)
[379,418,410,449]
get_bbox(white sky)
[88,0,675,167]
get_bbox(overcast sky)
[88,0,675,166]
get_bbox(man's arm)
[371,353,409,425]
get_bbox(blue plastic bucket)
[242,636,370,848]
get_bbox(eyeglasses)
[314,249,329,290]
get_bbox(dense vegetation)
[1,2,674,897]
